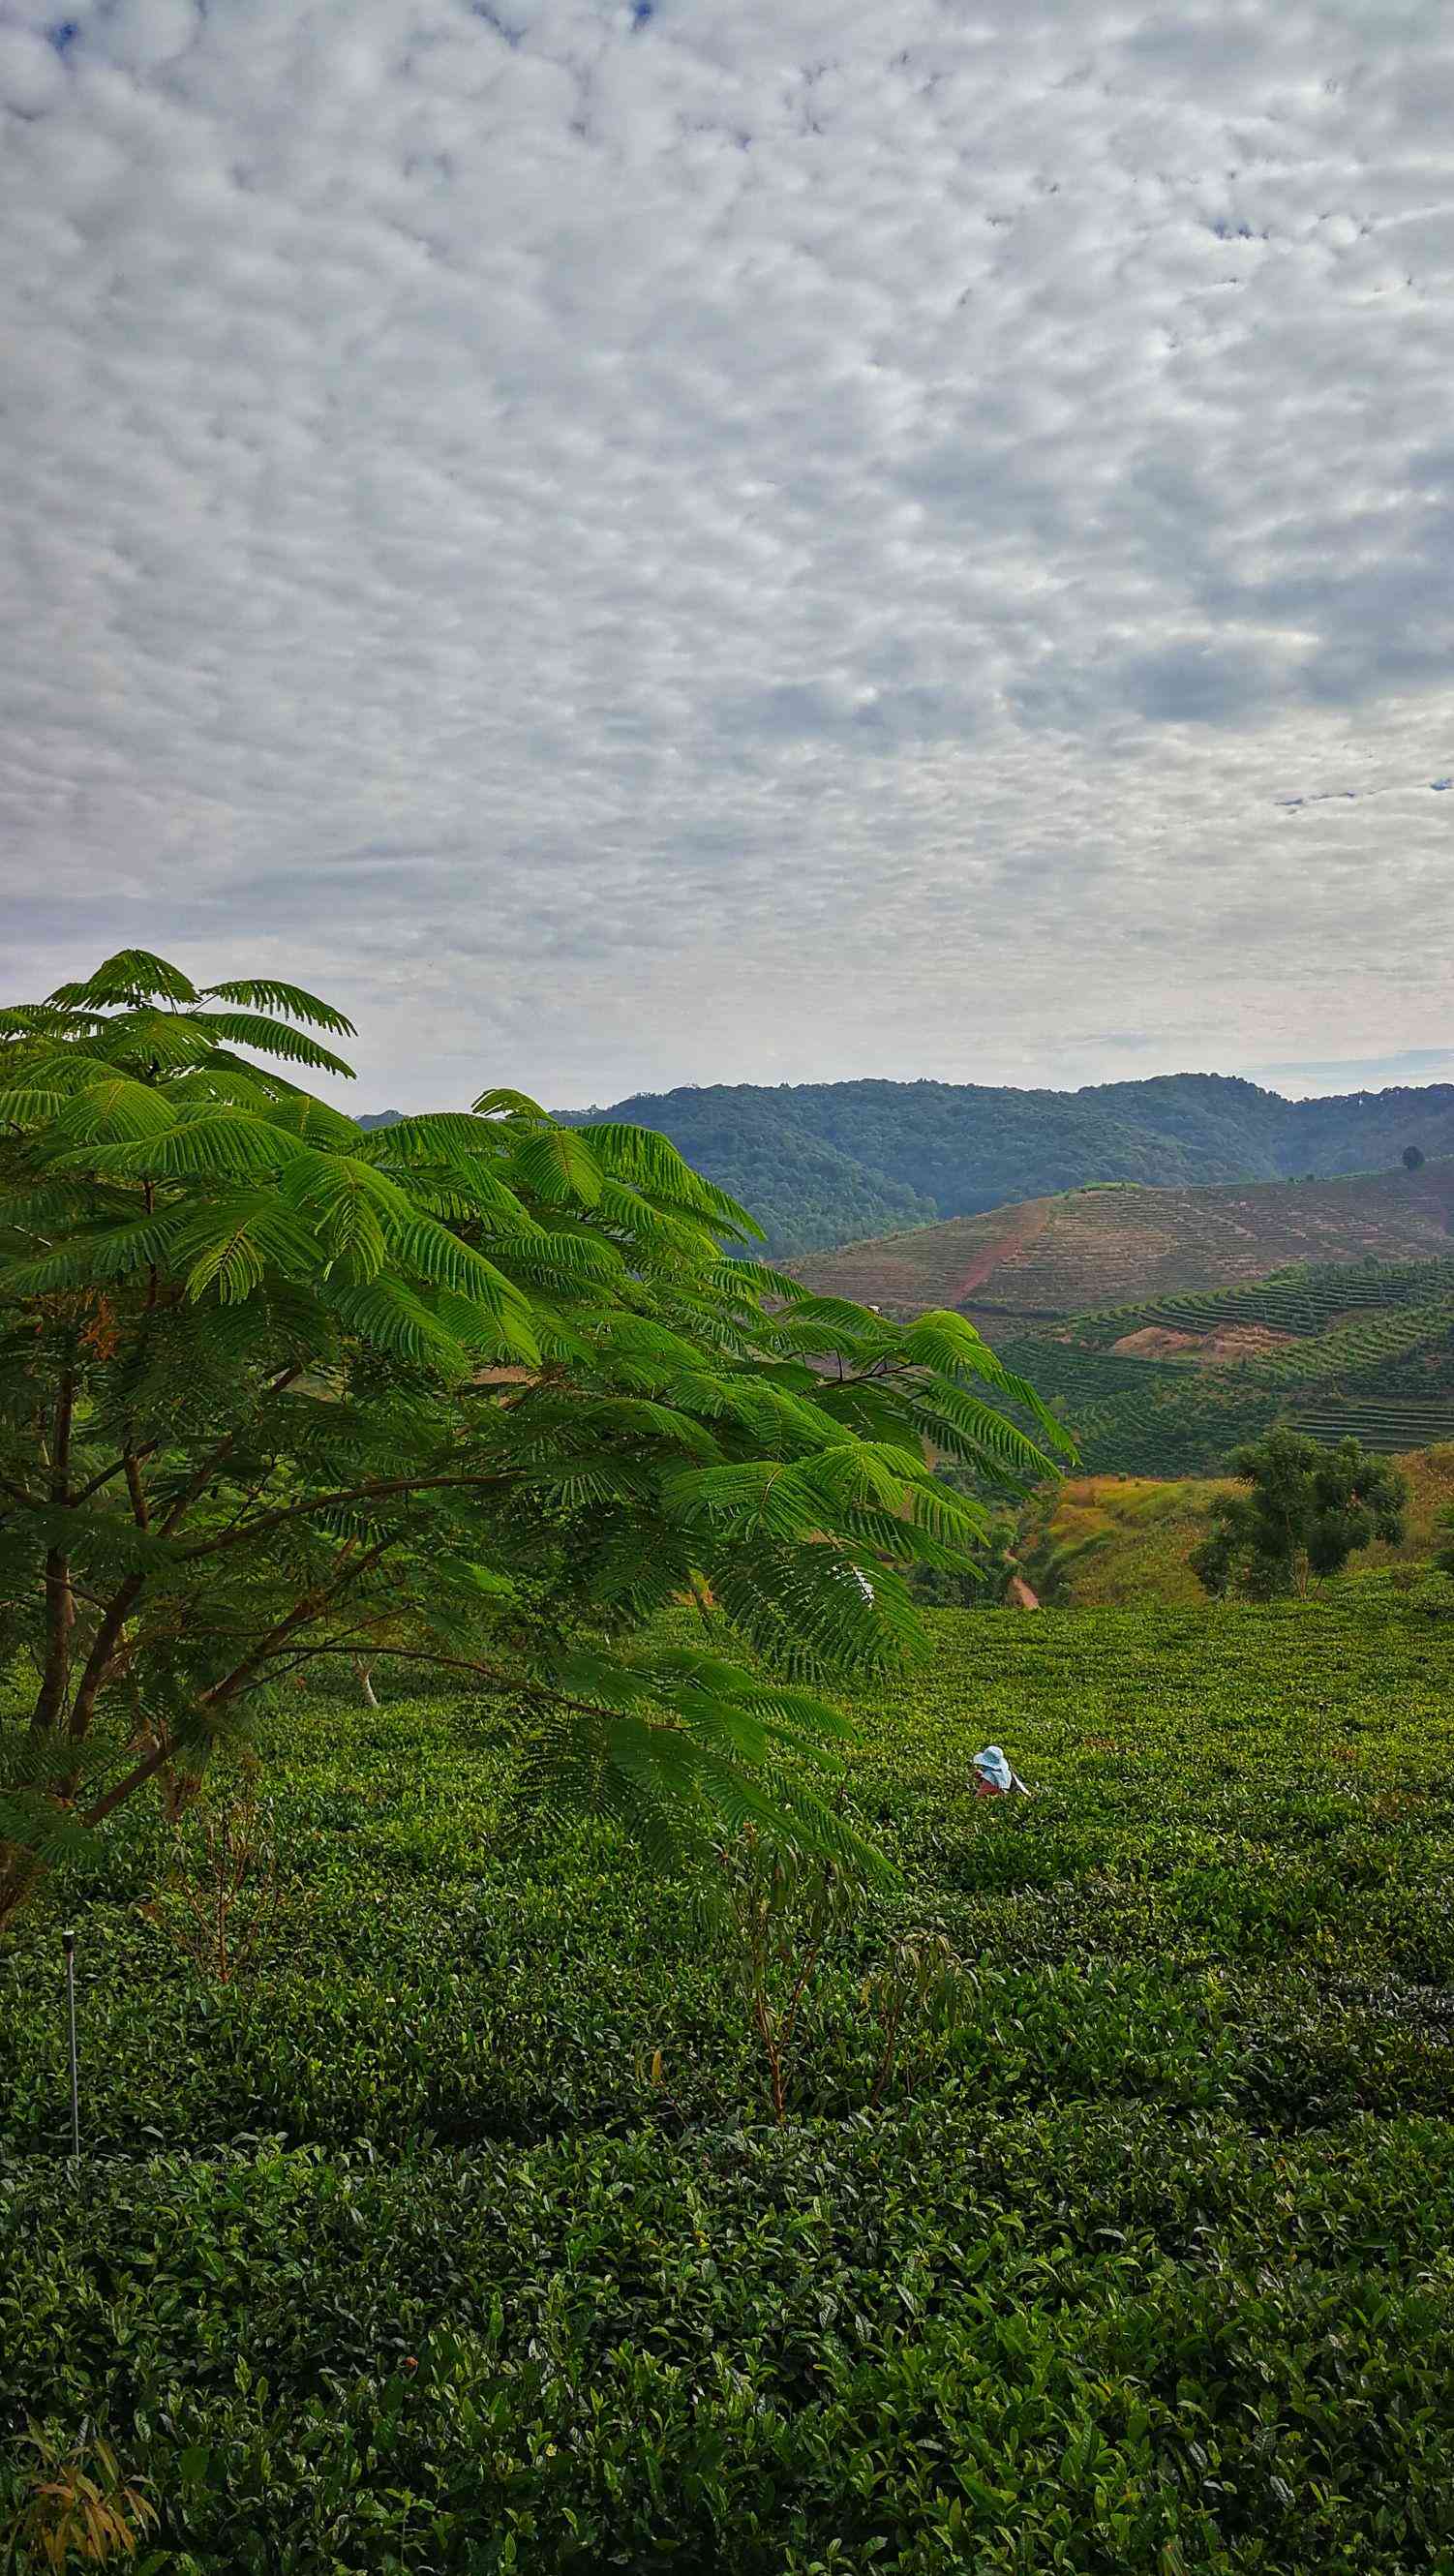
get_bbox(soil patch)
[1111,1321,1301,1364]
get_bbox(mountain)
[556,1074,1454,1255]
[789,1162,1454,1318]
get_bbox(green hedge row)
[5,1595,1454,2569]
[6,2108,1454,2573]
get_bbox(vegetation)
[9,957,1454,2572]
[562,1074,1454,1255]
[5,1590,1454,2570]
[988,1338,1454,1482]
[1006,1447,1454,1609]
[1189,1432,1408,1600]
[1068,1257,1454,1347]
[793,1172,1454,1318]
[949,1261,1454,1481]
[0,951,1067,1925]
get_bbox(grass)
[4,1591,1454,2570]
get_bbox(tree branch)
[174,1468,511,1562]
[199,1536,398,1709]
[157,1364,305,1537]
[123,1451,150,1533]
[66,1571,146,1744]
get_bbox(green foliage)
[4,1591,1454,2569]
[1191,1431,1409,1600]
[1404,1143,1426,1171]
[0,953,1067,1914]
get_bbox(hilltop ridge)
[554,1071,1454,1253]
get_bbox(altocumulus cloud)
[1,0,1451,1106]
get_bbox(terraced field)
[978,1258,1454,1476]
[793,1162,1454,1319]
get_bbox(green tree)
[0,952,1069,1923]
[910,1506,1022,1606]
[1191,1429,1407,1600]
[1403,1143,1426,1171]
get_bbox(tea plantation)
[993,1260,1454,1475]
[4,1590,1454,2573]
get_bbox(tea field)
[4,1589,1454,2573]
[993,1260,1454,1474]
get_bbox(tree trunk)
[355,1658,379,1707]
[31,1374,76,1735]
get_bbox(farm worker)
[974,1744,1030,1798]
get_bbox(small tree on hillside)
[1403,1144,1426,1172]
[1191,1430,1407,1600]
[0,952,1072,1925]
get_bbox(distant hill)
[791,1162,1454,1318]
[556,1072,1454,1255]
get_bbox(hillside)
[556,1073,1454,1254]
[793,1161,1454,1316]
[793,1174,1454,1479]
[1014,1449,1454,1608]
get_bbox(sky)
[2,0,1452,1112]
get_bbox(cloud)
[1,0,1452,1107]
[1253,1046,1454,1090]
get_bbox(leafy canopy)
[0,952,1070,1910]
[1190,1428,1407,1600]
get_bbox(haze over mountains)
[549,1074,1454,1256]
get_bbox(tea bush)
[4,1590,1454,2570]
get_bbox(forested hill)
[549,1075,1454,1256]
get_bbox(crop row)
[996,1354,1454,1480]
[1069,1259,1454,1349]
[6,1597,1454,2572]
[996,1337,1282,1476]
[1236,1302,1454,1388]
[1287,1401,1454,1454]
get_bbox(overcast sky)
[2,0,1452,1110]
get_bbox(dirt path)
[952,1197,1053,1308]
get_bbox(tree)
[0,952,1070,1923]
[910,1507,1022,1606]
[1191,1429,1407,1600]
[1403,1144,1426,1171]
